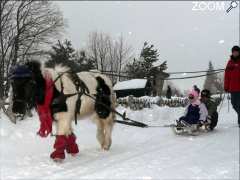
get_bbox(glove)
[199,120,205,125]
[37,113,52,137]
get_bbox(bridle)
[11,75,36,115]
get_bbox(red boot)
[66,133,79,156]
[50,135,67,161]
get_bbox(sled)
[172,120,210,136]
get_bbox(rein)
[81,90,174,128]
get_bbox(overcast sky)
[56,1,239,91]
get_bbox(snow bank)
[0,99,239,179]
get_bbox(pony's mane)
[44,64,70,81]
[52,64,70,73]
[25,60,70,79]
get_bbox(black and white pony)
[10,60,115,161]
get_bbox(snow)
[152,60,163,67]
[0,98,239,179]
[113,79,147,91]
[218,40,225,44]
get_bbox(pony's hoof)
[70,153,78,157]
[102,146,110,151]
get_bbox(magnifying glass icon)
[226,1,238,13]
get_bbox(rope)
[101,68,225,75]
[167,68,225,75]
[165,70,224,80]
[102,68,226,75]
[82,92,149,128]
[91,69,225,81]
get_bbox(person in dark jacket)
[166,85,172,99]
[224,45,240,127]
[200,89,219,130]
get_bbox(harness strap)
[53,71,148,128]
[60,77,64,94]
[67,72,89,125]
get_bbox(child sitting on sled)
[177,89,208,127]
[200,89,219,130]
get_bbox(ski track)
[0,99,239,179]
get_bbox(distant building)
[113,79,152,98]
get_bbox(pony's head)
[10,61,44,117]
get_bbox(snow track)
[0,99,239,179]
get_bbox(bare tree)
[107,37,118,83]
[87,31,132,84]
[0,0,64,99]
[114,35,132,81]
[88,31,99,69]
[0,1,17,98]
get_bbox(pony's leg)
[26,109,33,117]
[55,112,72,135]
[50,112,72,160]
[65,122,79,155]
[102,112,115,151]
[94,115,105,149]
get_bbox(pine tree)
[125,42,160,79]
[46,39,81,71]
[203,61,218,94]
[50,40,75,63]
[140,42,159,77]
[125,58,145,78]
[75,50,96,71]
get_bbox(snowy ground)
[0,99,239,180]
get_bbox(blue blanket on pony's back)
[10,65,32,79]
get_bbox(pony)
[10,60,115,161]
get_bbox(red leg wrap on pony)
[50,135,67,160]
[66,133,79,155]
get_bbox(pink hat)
[188,89,199,98]
[188,89,200,105]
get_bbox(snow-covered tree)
[125,42,160,78]
[46,39,81,72]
